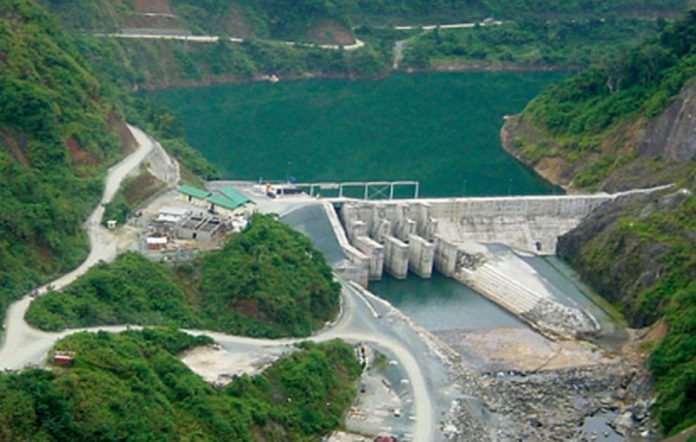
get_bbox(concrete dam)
[330,191,650,339]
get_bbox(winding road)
[96,31,365,51]
[0,125,154,369]
[0,126,454,441]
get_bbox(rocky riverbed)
[420,324,659,442]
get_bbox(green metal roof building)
[179,185,211,200]
[207,194,244,211]
[218,187,252,207]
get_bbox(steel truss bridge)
[290,181,420,200]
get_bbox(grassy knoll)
[102,169,167,226]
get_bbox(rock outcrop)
[637,80,696,162]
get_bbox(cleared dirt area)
[220,4,254,37]
[620,320,667,365]
[438,327,618,373]
[132,0,173,14]
[180,345,291,387]
[304,19,355,45]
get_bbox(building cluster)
[178,185,253,217]
[142,185,253,254]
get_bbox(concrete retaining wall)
[321,202,370,287]
[433,236,459,277]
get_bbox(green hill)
[26,215,341,338]
[502,11,695,190]
[503,11,696,435]
[0,329,361,441]
[33,0,689,90]
[42,0,689,34]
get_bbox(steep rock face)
[504,13,696,434]
[557,189,694,327]
[637,80,696,162]
[500,79,696,193]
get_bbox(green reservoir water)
[148,72,564,197]
[370,273,523,331]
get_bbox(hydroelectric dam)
[213,181,667,340]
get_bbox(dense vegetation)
[506,11,696,436]
[37,0,688,89]
[72,34,389,91]
[27,215,341,338]
[43,0,688,33]
[0,329,361,441]
[506,11,695,189]
[0,0,129,326]
[402,17,663,70]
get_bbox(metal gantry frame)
[294,181,419,200]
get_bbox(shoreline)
[136,64,573,91]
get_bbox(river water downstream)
[370,272,524,331]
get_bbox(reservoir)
[147,72,563,197]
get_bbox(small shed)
[156,207,189,225]
[179,185,211,207]
[207,195,238,217]
[208,187,253,217]
[53,351,76,366]
[146,237,168,250]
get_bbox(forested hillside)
[0,329,361,441]
[34,0,689,90]
[27,215,341,338]
[402,17,666,70]
[0,0,133,325]
[42,0,688,33]
[503,11,696,436]
[503,11,695,190]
